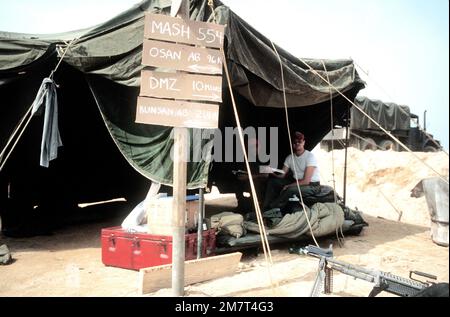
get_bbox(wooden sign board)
[144,13,225,48]
[142,39,223,75]
[138,252,243,295]
[140,70,222,102]
[136,96,219,129]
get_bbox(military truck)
[321,96,442,152]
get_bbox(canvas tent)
[0,0,365,231]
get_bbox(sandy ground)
[0,149,448,297]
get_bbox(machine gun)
[300,245,437,297]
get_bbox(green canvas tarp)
[0,0,364,212]
[352,96,411,131]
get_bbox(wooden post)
[139,0,221,295]
[171,0,189,297]
[197,187,205,259]
[172,127,188,296]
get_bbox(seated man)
[262,132,321,212]
[234,138,268,212]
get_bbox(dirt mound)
[313,147,449,227]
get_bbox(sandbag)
[211,212,246,238]
[0,244,12,265]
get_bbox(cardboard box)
[147,195,199,235]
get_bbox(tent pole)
[197,187,205,259]
[172,127,187,297]
[343,104,350,206]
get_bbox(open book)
[232,170,248,176]
[259,165,285,175]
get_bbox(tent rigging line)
[333,130,408,226]
[295,57,448,186]
[300,56,447,220]
[326,135,404,223]
[221,49,278,294]
[350,131,391,151]
[320,60,345,248]
[354,64,447,156]
[319,60,338,204]
[0,104,37,173]
[270,41,320,248]
[300,59,428,233]
[0,38,78,173]
[214,0,278,293]
[345,145,405,222]
[207,0,217,23]
[353,62,447,157]
[377,188,403,222]
[353,60,397,102]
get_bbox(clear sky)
[0,0,448,150]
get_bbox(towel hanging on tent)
[31,77,63,167]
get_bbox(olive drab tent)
[0,0,365,231]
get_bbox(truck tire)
[424,145,438,152]
[360,138,377,151]
[379,139,396,151]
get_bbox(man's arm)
[300,166,316,185]
[273,165,290,179]
[283,166,316,189]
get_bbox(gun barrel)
[327,258,378,277]
[328,262,376,283]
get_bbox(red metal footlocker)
[101,227,216,270]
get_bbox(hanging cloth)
[31,78,63,167]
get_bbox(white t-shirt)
[283,150,320,182]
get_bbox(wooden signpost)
[142,39,223,74]
[143,13,224,48]
[136,96,219,129]
[140,70,222,102]
[136,0,225,297]
[137,12,224,129]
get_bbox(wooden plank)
[144,13,225,48]
[138,252,243,295]
[135,96,219,129]
[142,39,223,75]
[140,70,222,102]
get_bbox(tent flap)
[86,74,213,188]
